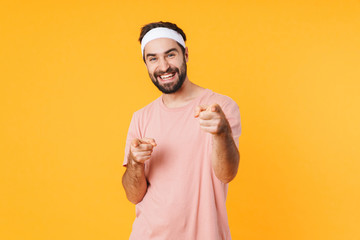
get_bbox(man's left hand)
[194,104,231,135]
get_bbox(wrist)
[213,131,232,141]
[215,121,232,138]
[129,156,145,168]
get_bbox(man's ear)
[185,47,189,62]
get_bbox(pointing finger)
[141,137,157,147]
[210,103,222,113]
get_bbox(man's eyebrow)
[145,53,156,58]
[165,48,178,54]
[146,48,179,58]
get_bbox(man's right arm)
[122,138,156,204]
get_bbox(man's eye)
[149,57,157,62]
[168,53,175,58]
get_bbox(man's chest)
[139,109,212,179]
[141,110,206,146]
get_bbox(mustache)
[154,67,179,77]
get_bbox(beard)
[148,58,187,94]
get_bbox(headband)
[141,27,186,56]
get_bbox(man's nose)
[158,58,170,72]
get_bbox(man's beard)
[148,59,187,94]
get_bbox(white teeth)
[160,73,175,80]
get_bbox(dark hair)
[139,21,187,60]
[139,21,186,43]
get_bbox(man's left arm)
[195,103,240,183]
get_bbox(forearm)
[122,157,148,204]
[211,131,240,183]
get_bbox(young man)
[122,21,241,240]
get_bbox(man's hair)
[139,21,187,59]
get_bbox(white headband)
[141,27,186,57]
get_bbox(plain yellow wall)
[1,0,359,239]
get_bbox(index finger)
[141,137,157,147]
[210,103,223,113]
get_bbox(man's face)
[143,38,188,94]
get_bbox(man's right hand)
[130,138,157,164]
[123,137,156,204]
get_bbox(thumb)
[194,105,208,118]
[131,138,141,147]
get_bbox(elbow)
[215,167,238,184]
[218,171,237,184]
[128,196,143,205]
[123,189,145,205]
[126,188,146,205]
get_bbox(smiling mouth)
[158,72,176,81]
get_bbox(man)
[122,21,241,240]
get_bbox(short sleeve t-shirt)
[124,89,241,240]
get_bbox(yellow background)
[1,0,359,239]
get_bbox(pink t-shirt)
[124,89,241,240]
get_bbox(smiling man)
[122,21,241,240]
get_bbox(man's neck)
[161,78,205,108]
